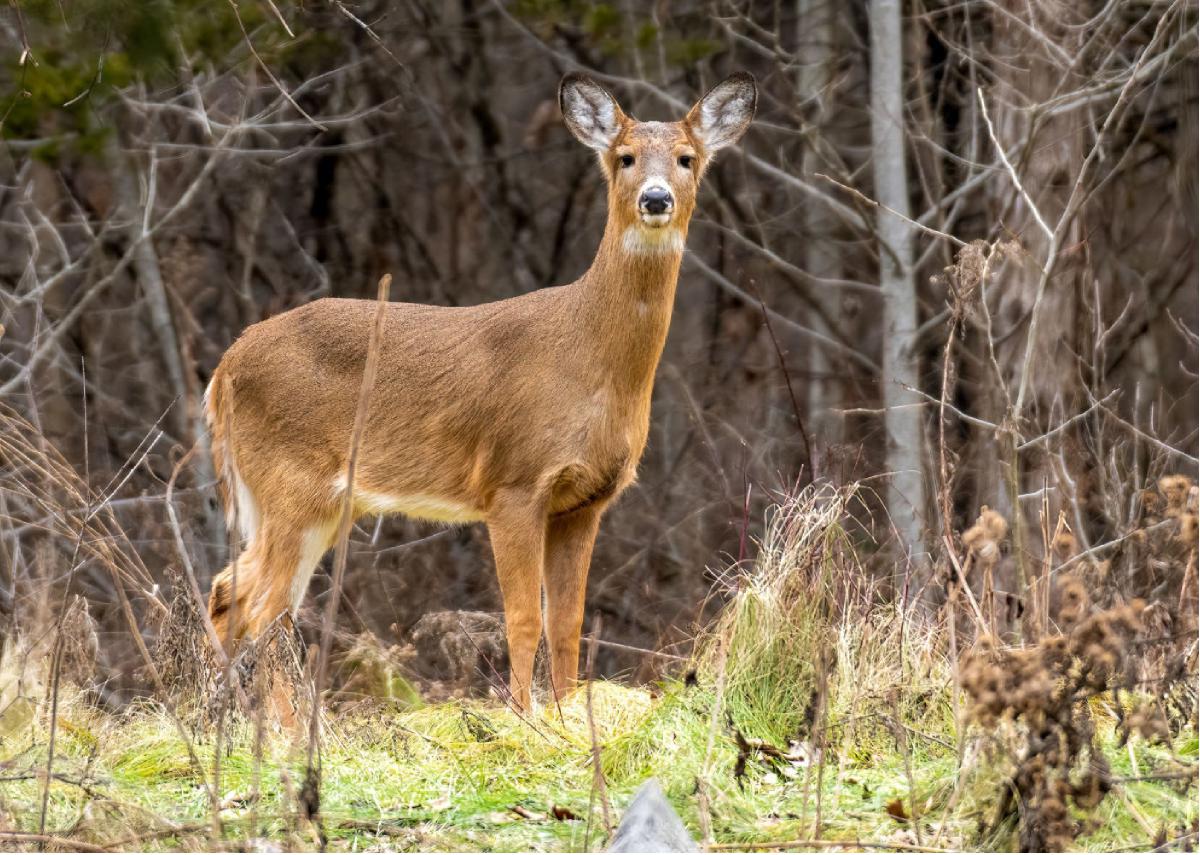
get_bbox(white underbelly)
[331,475,483,524]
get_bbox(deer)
[204,72,756,711]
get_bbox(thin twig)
[944,536,987,634]
[705,839,951,852]
[976,90,1054,242]
[816,173,967,248]
[227,0,327,132]
[305,273,392,816]
[262,0,295,37]
[165,445,231,664]
[697,630,731,844]
[584,615,614,840]
[591,637,687,661]
[1053,518,1176,576]
[1096,402,1199,466]
[0,832,109,853]
[751,282,815,481]
[37,359,93,843]
[1016,391,1120,452]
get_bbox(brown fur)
[206,73,756,710]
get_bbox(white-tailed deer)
[205,72,756,710]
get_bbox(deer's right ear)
[560,73,625,151]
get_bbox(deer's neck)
[577,218,685,394]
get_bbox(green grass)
[2,487,1195,851]
[0,678,1194,852]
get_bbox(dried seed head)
[935,239,991,312]
[1055,577,1090,626]
[963,506,1009,567]
[1053,528,1077,559]
[1141,488,1163,517]
[1159,475,1193,514]
[981,507,1009,541]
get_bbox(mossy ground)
[0,678,1194,852]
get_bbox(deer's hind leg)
[208,514,337,649]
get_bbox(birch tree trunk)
[869,0,927,578]
[797,0,843,465]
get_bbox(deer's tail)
[204,369,260,545]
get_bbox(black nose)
[639,186,673,215]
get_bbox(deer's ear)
[685,72,757,152]
[560,73,626,151]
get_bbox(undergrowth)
[1,681,1194,852]
[0,485,1195,852]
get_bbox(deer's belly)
[331,474,485,524]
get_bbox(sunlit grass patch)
[5,665,1195,851]
[2,483,1195,852]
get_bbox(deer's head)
[560,72,756,252]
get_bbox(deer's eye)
[678,155,695,169]
[619,154,635,168]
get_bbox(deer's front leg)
[487,492,547,712]
[543,504,602,702]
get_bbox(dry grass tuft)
[151,566,220,709]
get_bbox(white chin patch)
[639,212,672,228]
[623,225,685,255]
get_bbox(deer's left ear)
[685,72,757,152]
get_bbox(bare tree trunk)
[798,0,843,465]
[106,136,189,437]
[869,0,927,579]
[987,5,1086,596]
[105,134,224,548]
